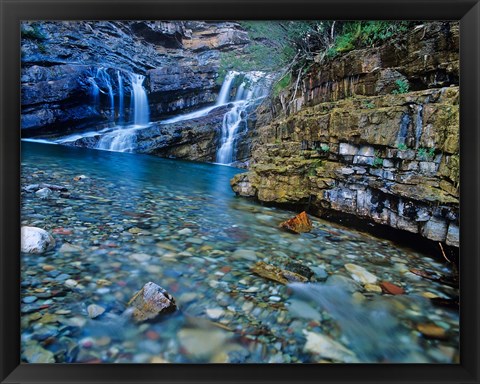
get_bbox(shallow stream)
[20,142,459,364]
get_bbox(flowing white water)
[130,74,149,127]
[96,73,150,151]
[216,71,238,105]
[117,71,124,125]
[89,77,100,106]
[161,105,219,124]
[216,104,244,164]
[216,71,269,164]
[96,127,141,152]
[25,68,271,159]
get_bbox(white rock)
[178,228,193,235]
[87,304,105,319]
[64,279,78,288]
[344,263,378,284]
[303,330,358,362]
[206,308,225,320]
[35,187,52,199]
[339,143,358,156]
[21,226,55,254]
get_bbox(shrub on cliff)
[220,20,420,93]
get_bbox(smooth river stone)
[23,344,55,363]
[87,304,106,319]
[21,226,55,254]
[127,282,177,322]
[344,263,378,284]
[302,330,358,363]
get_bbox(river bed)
[20,142,459,364]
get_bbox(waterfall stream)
[23,67,271,159]
[215,71,269,164]
[117,71,124,125]
[96,72,150,152]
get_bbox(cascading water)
[96,72,150,152]
[89,78,100,106]
[216,71,238,105]
[117,71,124,125]
[94,68,115,120]
[27,67,271,159]
[130,74,149,126]
[216,105,245,164]
[216,71,269,164]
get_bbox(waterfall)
[216,71,238,105]
[414,104,423,148]
[95,68,115,120]
[117,71,124,125]
[130,74,149,126]
[235,81,246,101]
[216,71,270,164]
[95,71,150,152]
[216,105,244,164]
[96,127,140,152]
[89,78,100,107]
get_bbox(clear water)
[20,142,459,364]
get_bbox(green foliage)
[320,143,330,153]
[307,159,324,176]
[417,147,435,160]
[21,23,47,41]
[363,100,375,109]
[222,20,419,97]
[397,143,408,151]
[326,21,412,58]
[273,72,292,97]
[373,150,383,168]
[391,79,410,94]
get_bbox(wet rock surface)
[20,142,459,363]
[128,282,177,322]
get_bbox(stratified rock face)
[232,21,459,247]
[21,21,250,135]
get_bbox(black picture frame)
[1,0,479,383]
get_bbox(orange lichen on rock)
[280,211,313,233]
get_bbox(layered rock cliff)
[231,22,459,247]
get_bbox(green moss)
[273,73,292,97]
[417,147,435,160]
[391,79,410,94]
[373,150,383,168]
